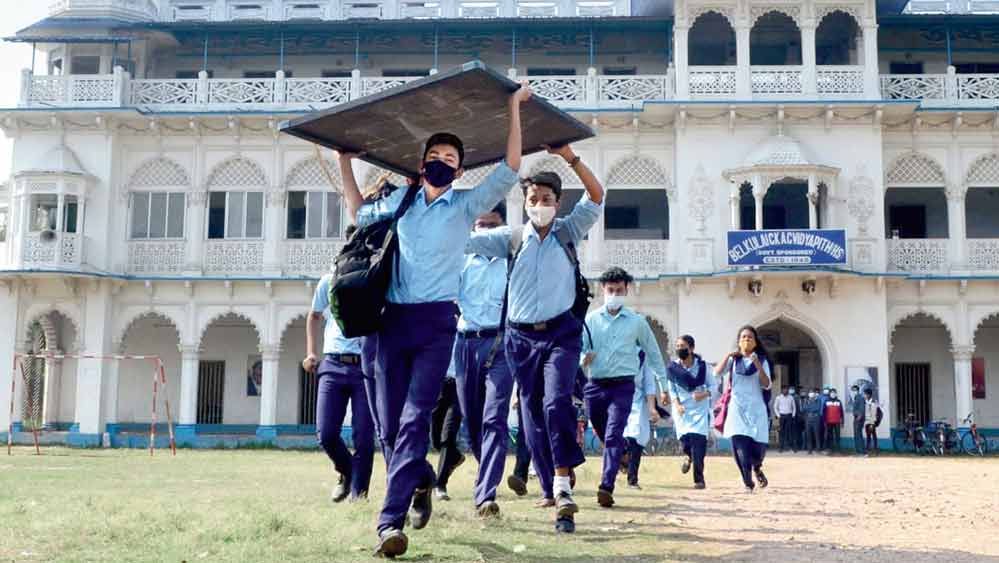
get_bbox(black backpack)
[507,224,592,321]
[329,185,419,337]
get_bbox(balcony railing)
[887,239,949,273]
[601,239,671,279]
[967,239,999,272]
[20,232,82,269]
[881,70,999,107]
[751,66,804,96]
[282,240,345,275]
[127,241,187,274]
[816,66,865,96]
[204,241,264,275]
[688,66,737,97]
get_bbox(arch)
[285,155,342,190]
[885,152,946,187]
[127,157,190,188]
[24,313,57,352]
[965,152,999,186]
[815,10,861,65]
[689,6,735,27]
[606,155,670,188]
[688,10,736,66]
[277,308,310,346]
[816,6,862,26]
[750,6,801,27]
[762,180,809,229]
[206,157,268,190]
[888,308,957,348]
[114,309,185,352]
[970,309,999,344]
[22,303,82,352]
[196,309,265,350]
[750,10,802,66]
[747,303,839,387]
[645,314,671,357]
[527,156,581,185]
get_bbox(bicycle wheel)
[915,430,931,455]
[892,430,914,453]
[962,432,987,457]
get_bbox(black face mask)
[675,348,690,360]
[423,159,457,188]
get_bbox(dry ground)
[1,447,997,562]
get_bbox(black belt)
[592,376,635,385]
[327,353,361,366]
[509,310,574,333]
[459,328,500,339]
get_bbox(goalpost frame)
[6,352,176,456]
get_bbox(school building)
[1,0,998,448]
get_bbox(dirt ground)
[650,451,999,562]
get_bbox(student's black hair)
[863,387,873,396]
[424,132,465,166]
[598,267,633,286]
[490,201,507,223]
[344,224,358,239]
[736,324,768,359]
[521,171,563,200]
[680,334,695,349]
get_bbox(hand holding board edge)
[280,61,595,178]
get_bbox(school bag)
[328,184,419,337]
[507,224,592,321]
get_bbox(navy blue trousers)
[316,356,375,497]
[431,377,463,489]
[584,378,636,493]
[455,332,514,506]
[371,302,458,533]
[730,435,767,489]
[505,311,586,482]
[680,433,707,485]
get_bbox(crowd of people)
[297,84,876,558]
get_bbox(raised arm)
[338,153,365,220]
[465,226,513,259]
[548,144,603,205]
[714,352,735,376]
[506,84,531,173]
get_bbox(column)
[7,347,27,433]
[176,344,199,443]
[736,23,751,97]
[729,181,740,229]
[862,23,880,98]
[947,186,966,269]
[41,351,62,428]
[184,191,207,274]
[752,174,764,230]
[674,25,690,99]
[263,191,284,275]
[256,345,281,441]
[807,174,818,229]
[801,21,817,96]
[102,342,120,430]
[953,346,974,428]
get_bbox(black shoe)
[555,515,576,534]
[477,500,500,518]
[555,492,579,519]
[507,474,528,497]
[569,468,576,490]
[596,488,614,508]
[754,467,768,489]
[681,456,691,474]
[410,487,433,530]
[374,528,408,558]
[694,482,706,490]
[331,473,350,503]
[434,486,450,501]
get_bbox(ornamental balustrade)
[127,241,187,274]
[688,67,737,97]
[20,232,82,269]
[602,239,671,278]
[282,240,345,275]
[204,241,264,275]
[751,66,804,96]
[967,239,999,272]
[887,239,949,273]
[816,66,865,96]
[881,68,999,106]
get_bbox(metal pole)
[279,31,285,72]
[511,27,517,68]
[945,21,952,67]
[589,25,595,67]
[433,26,439,70]
[202,34,208,72]
[30,43,35,74]
[354,30,360,68]
[111,41,117,70]
[127,40,132,67]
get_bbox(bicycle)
[959,412,989,457]
[924,419,960,455]
[892,413,931,454]
[646,426,681,457]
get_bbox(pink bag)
[712,373,733,433]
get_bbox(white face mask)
[604,294,624,311]
[808,392,817,399]
[526,205,556,228]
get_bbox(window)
[954,62,999,74]
[63,196,79,234]
[603,67,637,75]
[527,67,577,76]
[130,192,185,239]
[30,195,58,232]
[966,188,999,238]
[176,70,213,79]
[244,71,279,78]
[885,188,948,238]
[287,191,343,239]
[321,70,352,78]
[50,59,63,75]
[889,62,924,74]
[71,56,101,75]
[0,207,8,242]
[604,189,669,240]
[207,191,264,239]
[382,69,430,77]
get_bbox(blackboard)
[280,61,595,178]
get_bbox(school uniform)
[623,362,658,487]
[355,163,519,534]
[582,305,667,495]
[722,355,772,490]
[466,193,603,483]
[453,252,513,508]
[312,274,375,498]
[667,356,714,486]
[432,348,464,491]
[802,396,823,453]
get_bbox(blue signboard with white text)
[727,229,847,266]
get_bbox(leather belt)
[327,353,361,366]
[459,328,500,339]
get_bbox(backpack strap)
[553,226,580,267]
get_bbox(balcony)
[600,240,671,279]
[282,240,346,275]
[887,239,949,273]
[49,0,159,20]
[905,0,999,12]
[881,70,999,107]
[127,241,187,275]
[204,241,264,275]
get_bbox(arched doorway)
[757,319,823,394]
[763,180,809,229]
[891,313,953,426]
[971,314,999,428]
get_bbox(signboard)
[281,61,595,178]
[727,229,847,266]
[973,358,986,399]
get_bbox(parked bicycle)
[924,419,960,455]
[645,426,681,457]
[959,412,989,457]
[892,413,931,454]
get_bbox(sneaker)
[627,482,641,490]
[477,500,500,518]
[694,482,706,490]
[555,492,579,518]
[331,473,350,503]
[507,474,528,497]
[535,497,555,508]
[555,515,576,534]
[434,486,451,501]
[681,456,691,474]
[753,467,768,489]
[409,487,433,530]
[374,528,408,558]
[596,488,615,508]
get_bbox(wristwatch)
[567,155,581,167]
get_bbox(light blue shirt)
[446,341,457,380]
[581,305,668,388]
[624,362,659,445]
[355,162,519,304]
[457,253,507,331]
[465,194,602,323]
[312,274,363,355]
[667,358,715,438]
[722,356,773,444]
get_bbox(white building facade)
[1,0,998,448]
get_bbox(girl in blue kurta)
[715,325,773,492]
[667,335,714,489]
[622,357,660,488]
